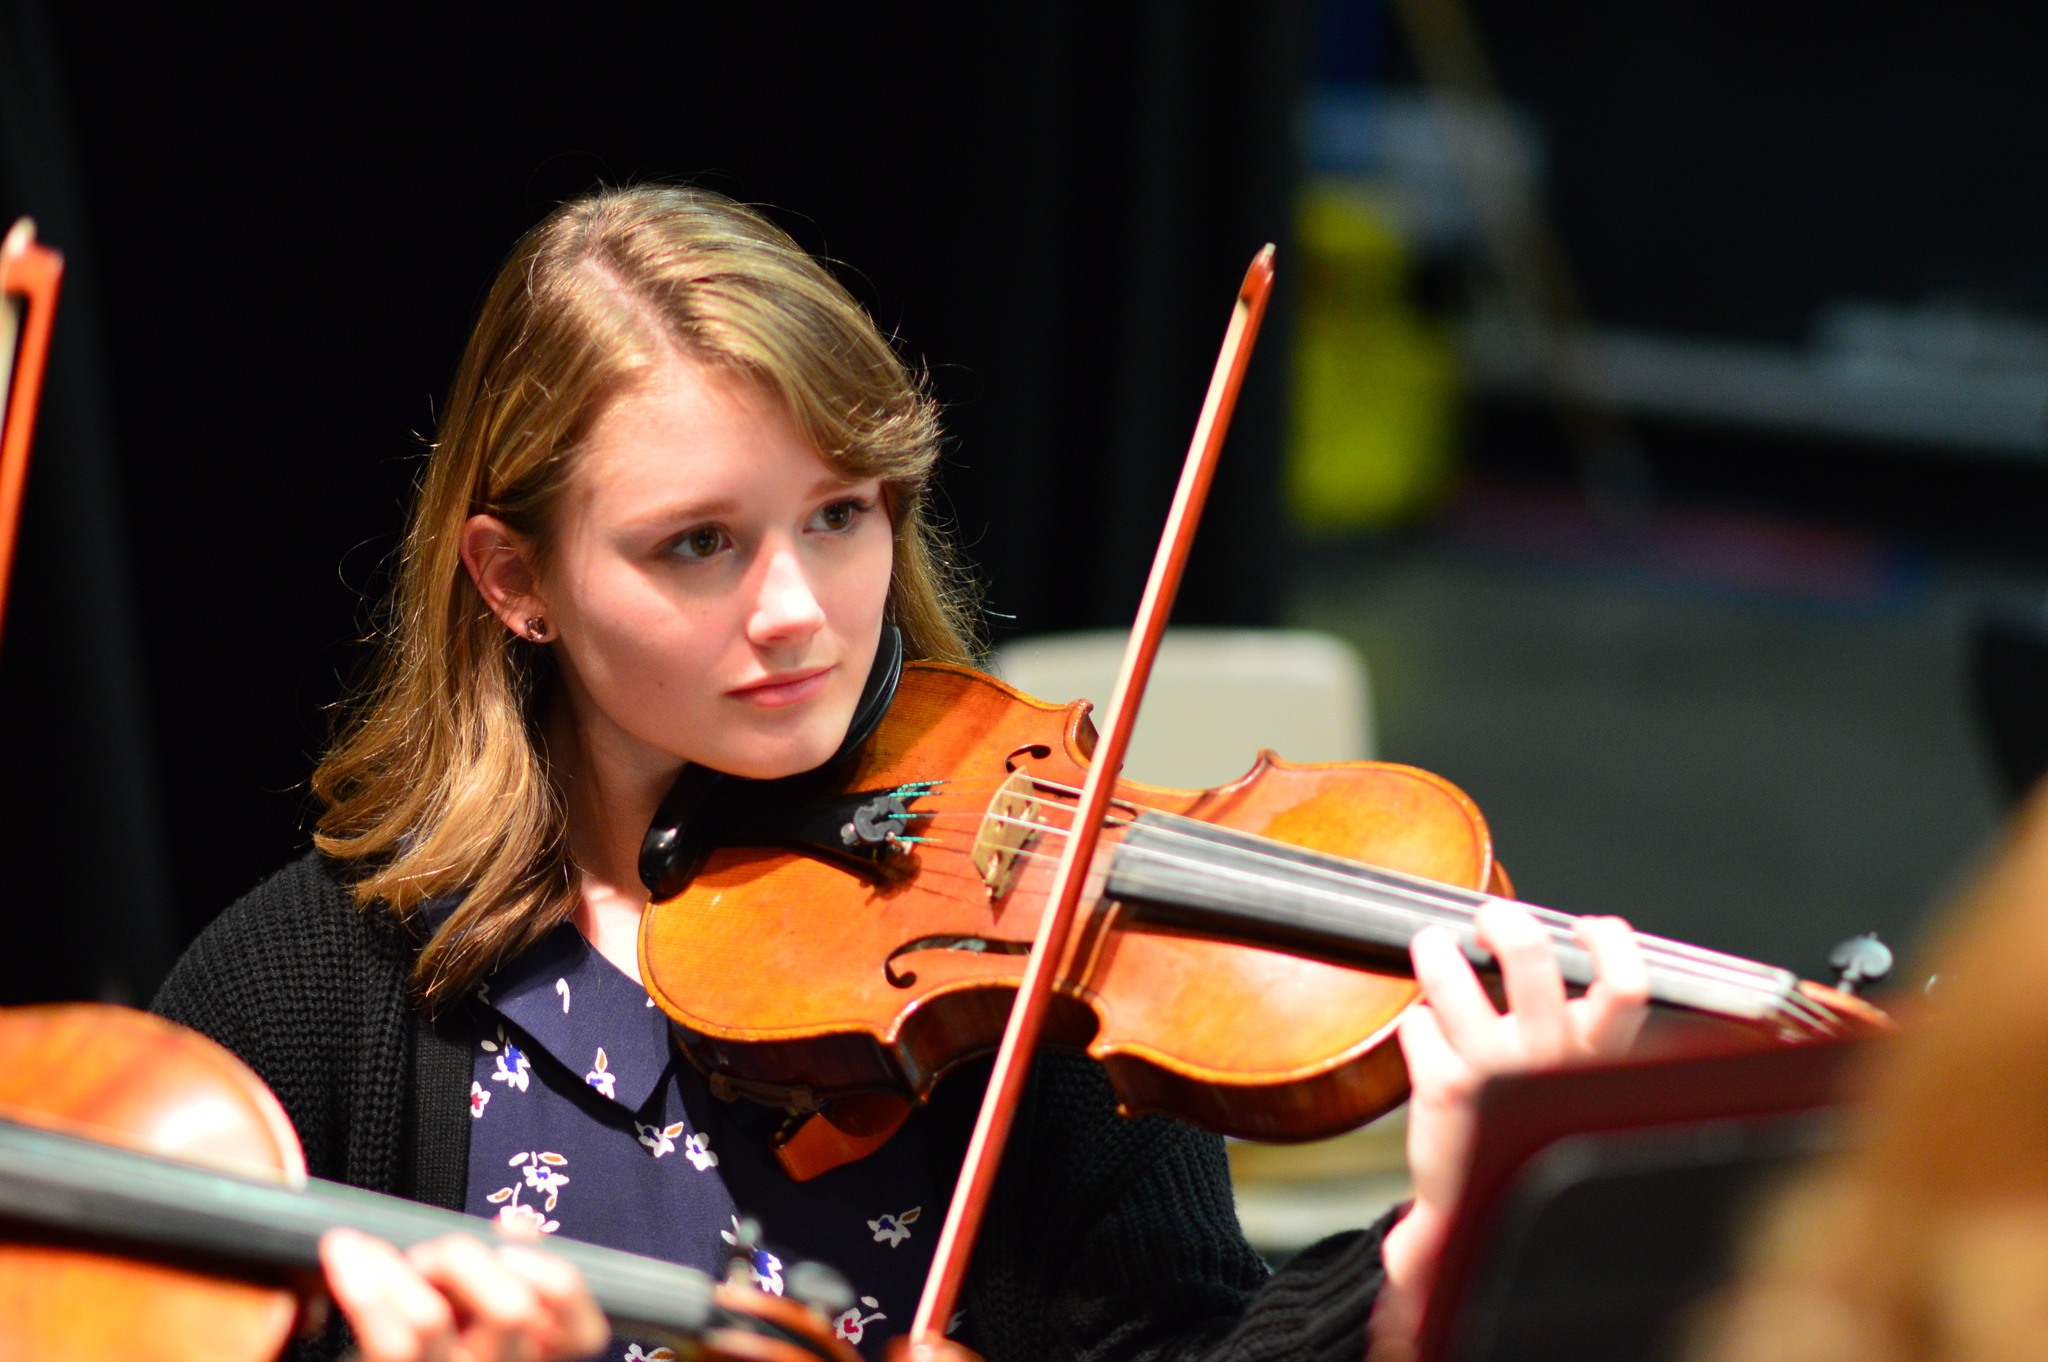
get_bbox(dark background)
[1,1,2044,1005]
[1461,4,2048,550]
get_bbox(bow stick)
[0,219,64,644]
[901,246,1277,1358]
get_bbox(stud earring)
[523,617,549,642]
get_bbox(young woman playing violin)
[152,185,1651,1362]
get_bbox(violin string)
[980,778,1797,981]
[1108,835,1783,1000]
[893,782,1848,1026]
[896,808,1850,1032]
[955,800,1792,1002]
[1783,1006,1835,1039]
[973,810,1773,997]
[953,819,1793,1021]
[1001,786,1796,986]
[1779,991,1840,1035]
[1767,983,1831,1025]
[1761,994,1821,1036]
[999,786,1802,987]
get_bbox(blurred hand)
[319,1225,609,1362]
[1373,902,1650,1351]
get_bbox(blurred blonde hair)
[1691,789,2048,1362]
[313,185,976,1009]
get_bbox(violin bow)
[903,246,1276,1357]
[0,218,64,645]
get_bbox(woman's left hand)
[318,1226,610,1362]
[1376,902,1650,1327]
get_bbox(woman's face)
[497,355,894,786]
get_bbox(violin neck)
[1105,811,1824,1032]
[0,1114,718,1343]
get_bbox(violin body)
[643,661,1514,1142]
[0,1004,307,1362]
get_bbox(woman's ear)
[461,514,549,640]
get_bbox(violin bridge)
[973,770,1044,900]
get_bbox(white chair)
[989,627,1375,788]
[993,625,1401,1252]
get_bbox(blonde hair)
[313,186,977,1009]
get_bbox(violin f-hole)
[882,935,1032,988]
[1002,744,1052,773]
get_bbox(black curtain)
[0,0,175,1002]
[0,2,1312,1000]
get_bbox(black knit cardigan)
[152,852,1393,1362]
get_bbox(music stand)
[1412,1035,1867,1362]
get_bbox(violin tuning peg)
[785,1259,856,1316]
[1827,932,1894,996]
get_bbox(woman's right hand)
[318,1226,610,1362]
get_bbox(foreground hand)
[1378,903,1650,1318]
[319,1226,609,1362]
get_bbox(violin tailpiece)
[644,782,936,898]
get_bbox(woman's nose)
[746,542,827,645]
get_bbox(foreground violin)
[639,648,1888,1148]
[0,1004,861,1362]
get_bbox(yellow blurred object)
[1287,181,1459,531]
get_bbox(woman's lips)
[728,665,832,708]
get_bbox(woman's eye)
[672,526,728,561]
[815,499,870,533]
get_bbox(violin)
[634,243,1884,1148]
[0,1002,863,1362]
[638,648,1887,1146]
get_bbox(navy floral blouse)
[463,922,944,1362]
